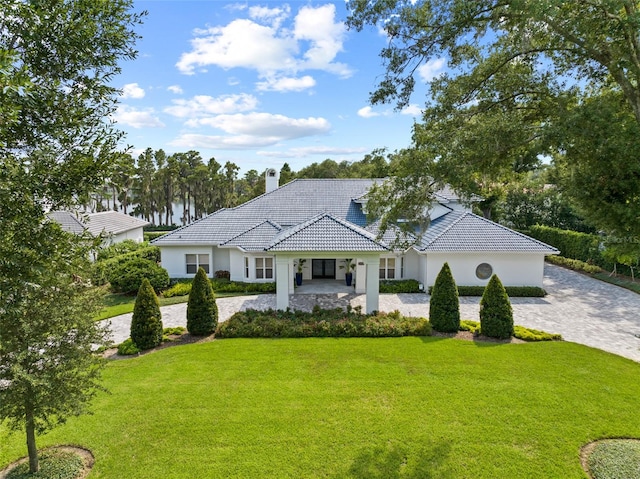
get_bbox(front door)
[312,259,336,279]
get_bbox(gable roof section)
[219,220,282,251]
[85,211,149,236]
[416,211,559,253]
[267,213,388,252]
[47,211,86,235]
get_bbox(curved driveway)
[103,264,640,362]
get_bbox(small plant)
[162,281,192,298]
[214,270,231,280]
[480,274,514,339]
[130,278,163,350]
[429,262,460,332]
[187,267,218,336]
[6,449,84,479]
[117,338,140,355]
[296,258,307,273]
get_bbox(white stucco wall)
[425,252,546,288]
[106,227,145,245]
[159,245,214,278]
[213,246,230,275]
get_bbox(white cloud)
[256,75,316,92]
[121,83,145,99]
[188,112,330,139]
[418,58,446,83]
[176,4,352,80]
[112,105,164,128]
[170,112,331,150]
[164,93,258,118]
[357,106,380,118]
[167,85,183,94]
[258,146,368,158]
[401,104,422,116]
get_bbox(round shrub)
[187,267,218,336]
[109,257,169,294]
[429,262,460,332]
[130,278,163,350]
[480,274,514,339]
[117,338,140,355]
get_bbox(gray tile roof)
[152,178,555,255]
[85,211,149,236]
[416,211,559,253]
[267,213,388,252]
[47,211,86,235]
[220,220,282,251]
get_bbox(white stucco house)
[49,210,149,244]
[152,171,558,313]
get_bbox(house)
[48,210,150,244]
[152,171,558,313]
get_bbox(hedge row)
[162,278,277,297]
[379,279,421,293]
[459,320,561,341]
[144,231,169,241]
[545,255,603,274]
[428,285,546,297]
[216,308,431,338]
[526,225,602,264]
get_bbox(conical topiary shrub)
[480,274,514,339]
[187,267,218,336]
[130,278,163,350]
[429,262,460,332]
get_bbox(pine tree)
[130,278,163,350]
[480,274,514,339]
[429,262,460,332]
[187,267,218,336]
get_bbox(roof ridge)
[150,208,227,243]
[421,210,467,248]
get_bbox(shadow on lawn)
[345,439,454,478]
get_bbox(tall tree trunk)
[25,401,39,473]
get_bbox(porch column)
[355,258,366,294]
[289,260,295,294]
[364,257,380,314]
[276,256,290,310]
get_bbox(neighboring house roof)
[48,210,149,237]
[152,178,556,255]
[416,211,559,253]
[47,211,86,235]
[267,213,388,252]
[84,211,149,237]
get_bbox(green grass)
[2,339,640,478]
[95,292,252,321]
[592,272,640,295]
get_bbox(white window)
[255,257,273,279]
[186,254,209,274]
[244,257,250,279]
[379,257,396,279]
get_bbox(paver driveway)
[104,264,640,362]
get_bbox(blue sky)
[112,0,444,174]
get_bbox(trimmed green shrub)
[117,338,140,356]
[428,285,546,297]
[545,255,603,274]
[92,245,161,286]
[144,231,169,241]
[162,281,192,297]
[379,279,421,293]
[130,278,163,350]
[216,308,431,338]
[528,225,601,263]
[513,326,562,342]
[211,279,276,294]
[480,275,514,339]
[187,267,218,336]
[109,257,169,294]
[459,320,481,334]
[429,262,460,333]
[97,239,150,261]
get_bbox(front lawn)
[2,338,639,478]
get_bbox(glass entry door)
[312,259,336,279]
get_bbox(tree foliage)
[480,275,514,339]
[187,267,218,336]
[130,279,163,350]
[429,263,460,333]
[0,0,143,472]
[346,0,640,237]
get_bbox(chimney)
[265,168,279,193]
